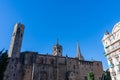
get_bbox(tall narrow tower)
[8,23,24,58]
[4,23,24,80]
[76,42,84,60]
[53,39,62,56]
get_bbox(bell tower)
[4,23,25,80]
[8,23,24,58]
[53,39,62,56]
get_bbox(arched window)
[17,27,20,34]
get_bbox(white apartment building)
[102,22,120,80]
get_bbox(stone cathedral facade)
[4,23,103,80]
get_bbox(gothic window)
[40,57,44,64]
[21,33,23,38]
[59,50,61,52]
[17,27,20,34]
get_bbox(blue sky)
[1,0,120,69]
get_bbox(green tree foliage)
[0,49,9,80]
[101,70,111,80]
[87,72,94,80]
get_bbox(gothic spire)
[76,42,84,60]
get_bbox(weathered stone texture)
[4,52,103,80]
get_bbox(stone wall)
[21,52,103,80]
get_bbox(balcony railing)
[106,45,120,54]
